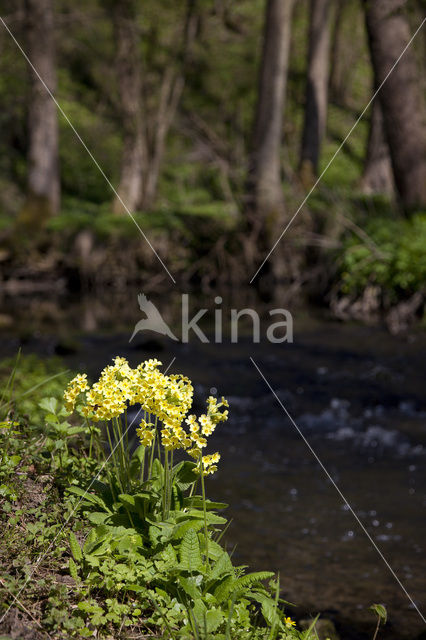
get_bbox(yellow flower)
[199,414,215,436]
[194,452,221,475]
[64,357,228,475]
[284,617,296,627]
[136,418,156,447]
[64,373,89,412]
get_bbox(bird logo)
[129,293,179,342]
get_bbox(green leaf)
[179,509,227,525]
[44,413,59,424]
[158,543,177,569]
[201,537,224,561]
[67,486,111,512]
[39,397,58,414]
[173,518,205,539]
[205,609,224,633]
[69,532,82,562]
[260,595,279,627]
[213,576,236,603]
[118,493,141,513]
[209,551,234,581]
[214,571,274,603]
[184,496,228,511]
[234,571,275,591]
[87,512,108,525]
[67,425,85,435]
[84,537,112,557]
[171,484,184,510]
[118,534,142,554]
[69,557,79,581]
[126,584,144,593]
[179,528,203,572]
[192,599,207,629]
[191,601,225,633]
[129,445,145,480]
[369,604,387,623]
[178,576,201,600]
[173,461,198,489]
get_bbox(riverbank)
[1,194,425,332]
[0,354,321,640]
[1,352,423,639]
[0,313,425,638]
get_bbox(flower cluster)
[64,373,89,413]
[197,452,221,476]
[64,357,228,474]
[183,395,228,473]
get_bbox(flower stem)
[199,453,209,567]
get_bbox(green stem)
[163,449,169,519]
[188,478,198,499]
[169,450,174,512]
[147,415,158,480]
[114,416,126,490]
[372,618,381,640]
[140,446,146,485]
[84,417,93,458]
[124,408,129,461]
[199,452,209,567]
[106,422,122,492]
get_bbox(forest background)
[0,0,425,329]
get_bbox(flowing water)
[1,292,425,639]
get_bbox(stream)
[1,291,425,639]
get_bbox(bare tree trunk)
[23,0,60,222]
[143,70,184,210]
[299,0,331,186]
[360,98,394,196]
[111,0,146,214]
[248,0,295,238]
[329,0,348,104]
[141,0,197,210]
[363,0,426,211]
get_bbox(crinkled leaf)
[69,557,79,581]
[69,532,82,562]
[87,512,108,525]
[205,609,224,633]
[179,528,202,572]
[173,518,205,539]
[209,551,234,581]
[178,576,201,600]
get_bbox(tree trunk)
[248,0,295,238]
[23,0,60,222]
[363,0,426,211]
[299,0,331,186]
[360,98,394,196]
[111,0,146,214]
[143,70,184,210]
[141,0,197,210]
[329,0,348,105]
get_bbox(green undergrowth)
[0,193,236,240]
[0,354,320,639]
[337,211,426,303]
[0,354,70,424]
